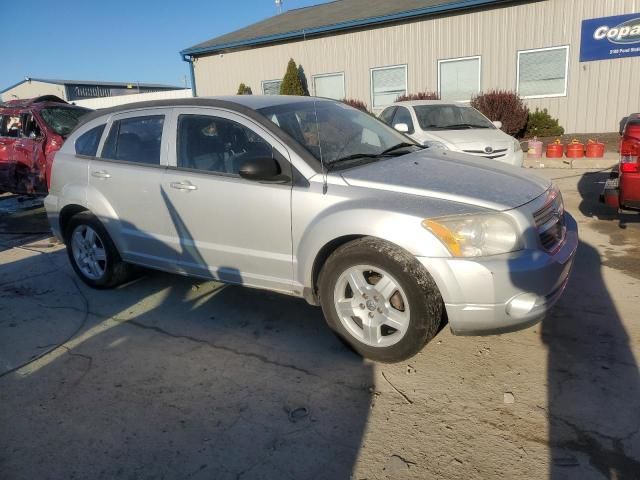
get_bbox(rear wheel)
[65,212,132,289]
[318,237,443,363]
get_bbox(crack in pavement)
[381,371,413,404]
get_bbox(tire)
[318,237,443,363]
[65,212,132,289]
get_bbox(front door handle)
[170,181,197,191]
[91,170,111,179]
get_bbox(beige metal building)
[1,78,182,103]
[182,0,640,134]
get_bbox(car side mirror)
[492,120,503,129]
[394,123,409,133]
[239,156,287,183]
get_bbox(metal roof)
[1,78,182,94]
[182,0,518,56]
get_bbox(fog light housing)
[506,293,538,318]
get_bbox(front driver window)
[177,115,273,175]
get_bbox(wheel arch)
[59,204,89,240]
[305,234,365,305]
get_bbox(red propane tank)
[546,140,564,158]
[586,139,605,158]
[566,139,584,158]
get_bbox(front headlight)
[422,213,523,257]
[424,140,449,150]
[513,139,522,152]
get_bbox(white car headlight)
[422,213,523,257]
[424,140,448,150]
[513,139,522,152]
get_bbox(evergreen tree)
[236,83,252,95]
[280,58,305,96]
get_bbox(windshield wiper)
[328,143,421,170]
[442,123,490,129]
[380,142,420,155]
[327,153,380,170]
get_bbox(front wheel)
[318,237,444,363]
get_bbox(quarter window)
[262,80,283,95]
[101,115,164,165]
[438,56,481,101]
[76,124,106,157]
[177,115,273,175]
[371,65,407,109]
[313,73,345,100]
[517,46,569,98]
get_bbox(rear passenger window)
[177,115,273,175]
[101,115,164,165]
[75,124,105,156]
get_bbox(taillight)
[620,134,639,173]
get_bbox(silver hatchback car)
[45,96,578,362]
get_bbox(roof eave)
[181,0,512,56]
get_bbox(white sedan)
[379,100,524,167]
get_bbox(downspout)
[181,54,197,97]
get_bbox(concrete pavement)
[0,171,639,479]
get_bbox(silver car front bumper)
[417,213,578,335]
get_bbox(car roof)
[392,100,471,107]
[76,95,332,125]
[0,95,89,113]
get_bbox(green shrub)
[525,108,565,137]
[396,91,439,101]
[341,98,369,113]
[470,90,529,136]
[280,58,306,96]
[236,83,252,95]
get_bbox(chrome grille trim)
[533,192,566,252]
[462,148,508,160]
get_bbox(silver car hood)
[339,149,551,211]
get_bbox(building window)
[517,46,569,98]
[438,56,481,102]
[370,65,407,109]
[262,79,282,95]
[313,73,345,100]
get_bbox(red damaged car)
[603,113,640,211]
[0,95,90,195]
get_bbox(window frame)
[437,55,482,102]
[516,45,570,99]
[168,107,294,183]
[261,79,283,96]
[96,109,170,168]
[312,72,346,100]
[370,64,408,111]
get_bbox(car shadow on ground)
[0,248,374,479]
[535,173,640,477]
[577,169,640,228]
[542,240,640,478]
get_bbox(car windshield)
[258,100,416,168]
[40,106,91,137]
[414,105,495,130]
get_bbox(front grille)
[462,148,508,159]
[534,193,566,252]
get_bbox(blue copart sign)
[580,13,640,62]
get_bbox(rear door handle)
[170,181,197,191]
[91,170,111,179]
